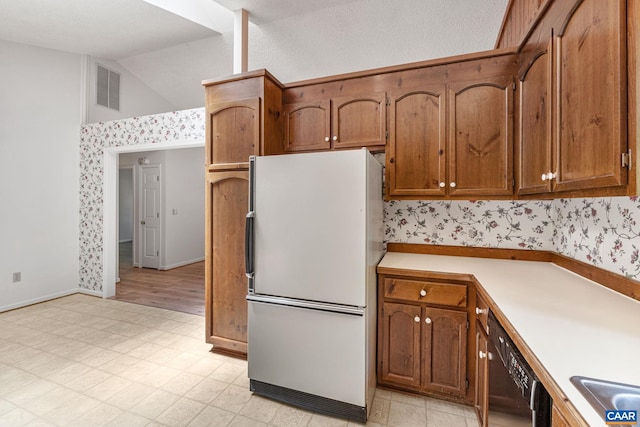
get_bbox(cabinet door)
[388,88,446,197]
[554,0,627,192]
[205,171,249,354]
[475,326,488,427]
[283,100,331,152]
[332,93,386,149]
[519,40,553,195]
[551,403,571,427]
[422,307,467,397]
[449,76,514,196]
[379,302,422,389]
[207,98,260,165]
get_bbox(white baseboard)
[160,257,205,271]
[0,288,81,313]
[77,288,104,298]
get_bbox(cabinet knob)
[450,182,456,188]
[414,316,420,323]
[332,136,338,141]
[424,317,432,324]
[439,182,445,188]
[324,136,330,142]
[420,289,427,297]
[541,173,548,181]
[479,351,487,359]
[549,171,556,179]
[475,307,487,315]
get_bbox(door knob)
[414,316,420,323]
[420,290,427,297]
[424,317,432,324]
[324,136,330,142]
[450,182,456,188]
[439,182,445,188]
[140,220,146,225]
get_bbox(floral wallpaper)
[79,108,206,291]
[384,197,640,280]
[79,111,640,292]
[385,200,555,250]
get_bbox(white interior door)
[140,165,161,269]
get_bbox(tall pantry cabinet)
[203,70,283,356]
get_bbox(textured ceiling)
[0,0,367,60]
[0,0,509,112]
[212,0,363,24]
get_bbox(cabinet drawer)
[476,293,489,335]
[383,278,467,307]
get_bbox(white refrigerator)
[245,149,383,422]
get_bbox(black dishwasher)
[487,311,551,427]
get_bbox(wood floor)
[112,242,205,316]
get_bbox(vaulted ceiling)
[0,0,509,110]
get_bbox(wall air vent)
[96,64,120,111]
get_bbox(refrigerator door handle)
[245,211,255,280]
[246,156,256,293]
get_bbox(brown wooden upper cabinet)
[207,98,260,165]
[387,75,514,199]
[519,39,553,195]
[283,92,386,152]
[518,0,628,195]
[449,76,514,197]
[387,86,447,197]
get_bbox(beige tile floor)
[0,294,479,427]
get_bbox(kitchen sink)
[571,376,640,419]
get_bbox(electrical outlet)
[12,272,21,283]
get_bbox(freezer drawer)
[248,300,366,407]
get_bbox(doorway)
[103,141,206,315]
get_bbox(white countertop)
[378,252,640,427]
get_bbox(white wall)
[163,147,205,269]
[86,56,176,123]
[118,0,508,109]
[0,40,81,311]
[118,168,134,242]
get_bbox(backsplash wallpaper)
[79,109,640,292]
[384,197,640,280]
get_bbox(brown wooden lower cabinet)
[205,170,249,356]
[377,273,469,401]
[475,323,488,427]
[551,403,571,427]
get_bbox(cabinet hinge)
[512,82,516,90]
[156,250,159,256]
[512,178,516,188]
[156,176,160,182]
[386,97,390,106]
[465,378,469,390]
[466,321,470,330]
[622,150,632,170]
[156,212,160,218]
[385,130,389,139]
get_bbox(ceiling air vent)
[96,64,120,111]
